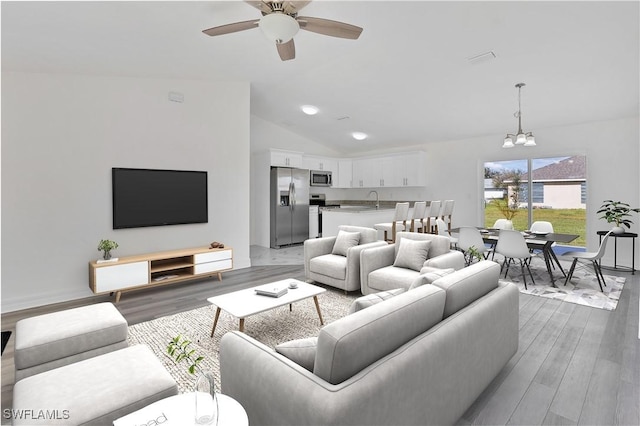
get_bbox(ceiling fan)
[202,1,363,61]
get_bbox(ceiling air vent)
[467,51,497,65]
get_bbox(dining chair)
[494,229,536,290]
[560,230,613,292]
[422,200,442,234]
[440,200,455,233]
[374,202,410,243]
[492,218,514,230]
[436,218,458,249]
[528,220,563,270]
[409,201,427,232]
[457,226,493,265]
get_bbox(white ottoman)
[12,345,178,425]
[15,302,128,380]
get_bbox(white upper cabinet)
[336,159,353,188]
[302,155,338,173]
[270,149,304,168]
[350,152,426,188]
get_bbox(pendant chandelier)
[502,83,536,148]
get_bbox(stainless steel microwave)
[310,170,332,187]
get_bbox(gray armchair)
[304,225,387,293]
[360,231,465,294]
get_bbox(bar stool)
[422,200,441,234]
[374,202,410,242]
[440,200,455,233]
[409,201,427,232]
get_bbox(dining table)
[450,227,580,287]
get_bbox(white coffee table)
[113,392,247,426]
[207,279,326,337]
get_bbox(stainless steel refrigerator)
[270,167,309,248]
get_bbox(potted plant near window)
[597,200,640,234]
[491,170,524,229]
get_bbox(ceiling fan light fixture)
[352,132,368,141]
[301,105,319,115]
[259,12,300,44]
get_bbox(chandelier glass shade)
[259,13,300,44]
[502,83,536,148]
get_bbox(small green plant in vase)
[97,239,118,260]
[168,335,218,425]
[465,245,484,266]
[597,200,640,234]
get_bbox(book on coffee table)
[254,282,289,298]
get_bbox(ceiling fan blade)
[202,19,259,37]
[244,1,273,15]
[283,1,312,15]
[277,39,296,61]
[297,16,362,39]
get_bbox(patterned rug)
[127,287,356,393]
[498,257,625,311]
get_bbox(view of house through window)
[484,155,587,247]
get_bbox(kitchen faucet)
[368,190,380,209]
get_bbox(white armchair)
[304,226,388,293]
[360,231,465,295]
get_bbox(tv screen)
[112,168,208,229]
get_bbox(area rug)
[499,258,625,311]
[127,288,356,393]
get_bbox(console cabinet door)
[94,261,149,293]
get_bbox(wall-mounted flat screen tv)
[112,167,208,229]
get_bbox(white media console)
[89,246,233,302]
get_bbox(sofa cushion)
[309,254,347,280]
[409,267,456,289]
[393,238,431,271]
[275,337,318,372]
[348,288,405,314]
[368,265,420,292]
[394,232,451,260]
[432,260,500,318]
[332,230,361,256]
[314,284,446,385]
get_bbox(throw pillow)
[393,238,431,271]
[409,268,455,289]
[348,288,406,314]
[332,230,361,256]
[275,337,318,372]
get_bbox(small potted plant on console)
[97,239,119,260]
[597,200,640,234]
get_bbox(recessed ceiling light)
[352,132,368,141]
[301,105,319,115]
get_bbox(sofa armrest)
[220,332,339,426]
[423,250,465,271]
[360,244,396,295]
[344,241,388,291]
[304,237,337,277]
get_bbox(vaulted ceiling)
[2,1,638,155]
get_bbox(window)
[484,155,587,247]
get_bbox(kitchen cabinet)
[303,155,338,173]
[336,159,353,188]
[270,149,303,168]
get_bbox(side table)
[597,230,637,274]
[113,392,248,426]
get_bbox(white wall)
[1,72,251,312]
[250,116,640,267]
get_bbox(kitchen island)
[321,207,398,238]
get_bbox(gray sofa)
[220,261,519,426]
[304,225,387,292]
[360,231,465,294]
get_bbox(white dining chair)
[440,200,455,233]
[457,226,493,265]
[495,229,536,289]
[436,218,458,249]
[409,201,427,232]
[422,200,442,234]
[528,220,563,271]
[560,230,613,292]
[374,202,410,243]
[492,218,514,230]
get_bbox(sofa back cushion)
[394,232,451,260]
[338,225,378,244]
[331,230,361,256]
[431,260,500,318]
[314,284,446,385]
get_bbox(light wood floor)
[1,263,638,425]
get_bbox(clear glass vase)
[194,371,218,425]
